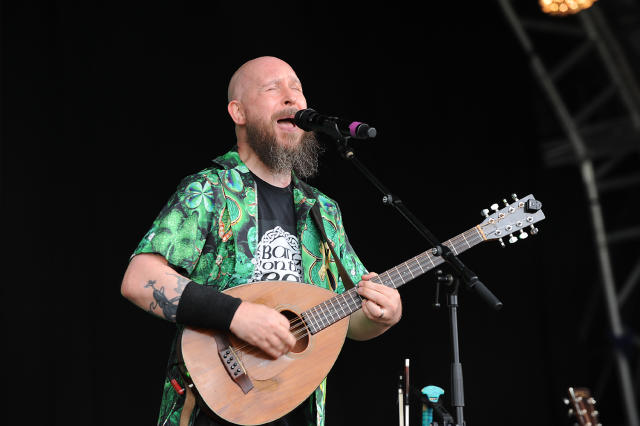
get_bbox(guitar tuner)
[498,238,505,248]
[490,203,499,211]
[503,198,509,207]
[509,234,518,244]
[481,209,490,218]
[525,198,543,213]
[530,225,539,235]
[511,193,519,201]
[519,230,528,239]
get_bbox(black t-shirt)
[249,172,303,283]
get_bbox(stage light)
[539,0,598,16]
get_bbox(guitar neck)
[302,226,486,334]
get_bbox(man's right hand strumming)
[229,301,296,359]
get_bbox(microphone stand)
[332,135,504,426]
[436,271,466,426]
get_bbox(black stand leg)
[448,280,465,426]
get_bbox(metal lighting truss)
[496,1,640,425]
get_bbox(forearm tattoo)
[145,279,179,321]
[144,274,190,321]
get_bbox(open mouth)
[276,117,297,129]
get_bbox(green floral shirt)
[133,149,367,426]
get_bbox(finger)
[361,272,378,281]
[277,312,292,328]
[362,299,384,321]
[361,299,374,319]
[357,279,391,295]
[261,339,281,359]
[285,332,296,350]
[357,286,387,306]
[273,323,296,351]
[265,334,288,358]
[374,301,385,318]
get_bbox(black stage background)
[3,1,639,425]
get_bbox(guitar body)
[179,281,350,425]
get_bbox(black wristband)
[175,281,242,331]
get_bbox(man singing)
[121,56,402,425]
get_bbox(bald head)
[227,56,299,103]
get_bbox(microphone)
[294,108,377,140]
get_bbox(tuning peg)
[498,238,505,248]
[503,198,509,207]
[491,203,500,212]
[525,198,542,213]
[567,409,574,417]
[563,398,570,405]
[529,225,539,235]
[481,209,490,218]
[509,234,518,244]
[511,193,519,201]
[519,230,528,240]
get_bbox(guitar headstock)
[564,387,601,426]
[477,194,546,246]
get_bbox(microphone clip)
[337,137,356,159]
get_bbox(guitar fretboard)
[301,227,485,334]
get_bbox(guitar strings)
[228,230,484,357]
[232,247,475,356]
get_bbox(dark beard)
[245,121,323,179]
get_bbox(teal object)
[421,385,445,426]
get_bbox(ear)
[227,100,246,125]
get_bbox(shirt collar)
[213,147,312,200]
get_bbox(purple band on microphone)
[348,121,362,138]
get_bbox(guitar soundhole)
[281,309,309,353]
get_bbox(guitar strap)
[307,194,356,291]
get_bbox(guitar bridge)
[214,335,254,394]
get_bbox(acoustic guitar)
[179,194,545,425]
